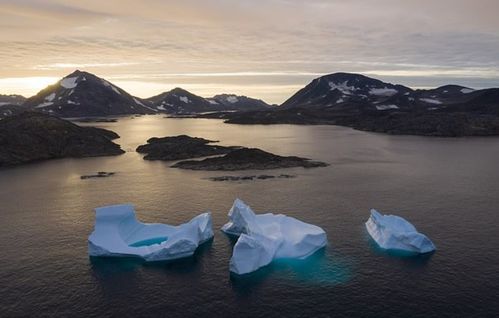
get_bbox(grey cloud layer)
[0,0,498,102]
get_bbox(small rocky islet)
[136,135,237,161]
[136,135,328,171]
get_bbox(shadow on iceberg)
[88,204,214,262]
[365,209,436,258]
[89,239,214,277]
[222,199,328,275]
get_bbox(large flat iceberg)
[222,199,327,275]
[365,209,436,254]
[88,204,213,261]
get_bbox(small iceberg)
[365,209,436,254]
[88,204,214,261]
[222,199,327,275]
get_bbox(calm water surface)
[1,115,498,317]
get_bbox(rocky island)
[0,112,124,167]
[137,135,327,171]
[136,135,238,160]
[172,148,327,171]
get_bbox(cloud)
[0,0,498,103]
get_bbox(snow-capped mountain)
[280,73,413,111]
[146,87,216,114]
[207,94,273,111]
[280,72,499,114]
[147,89,274,114]
[23,70,157,117]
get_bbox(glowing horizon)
[1,0,499,104]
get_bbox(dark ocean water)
[1,116,498,317]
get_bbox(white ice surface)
[365,209,436,254]
[222,199,327,275]
[88,204,214,261]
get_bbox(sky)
[0,0,498,104]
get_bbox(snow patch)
[461,88,474,94]
[226,95,239,103]
[45,93,56,102]
[179,96,190,103]
[133,97,145,106]
[420,98,442,105]
[328,81,358,95]
[101,80,121,95]
[369,87,398,96]
[35,102,54,108]
[376,104,399,110]
[208,99,219,105]
[60,76,78,89]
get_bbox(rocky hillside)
[0,112,124,167]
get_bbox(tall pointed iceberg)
[88,204,213,261]
[222,199,327,275]
[365,209,436,254]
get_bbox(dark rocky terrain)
[136,135,237,160]
[172,148,328,171]
[0,94,26,105]
[202,72,499,137]
[0,112,124,167]
[23,70,156,117]
[0,104,26,119]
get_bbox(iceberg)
[222,199,327,275]
[365,209,436,254]
[88,204,214,261]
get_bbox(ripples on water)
[0,116,498,317]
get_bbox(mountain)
[146,87,216,114]
[207,94,274,111]
[147,88,274,114]
[0,112,124,167]
[215,72,499,136]
[279,72,499,115]
[23,70,157,117]
[0,94,26,105]
[280,72,413,111]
